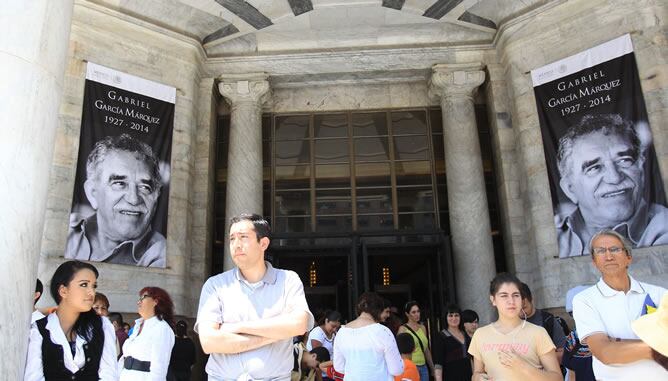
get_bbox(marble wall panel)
[498,0,668,306]
[38,2,204,316]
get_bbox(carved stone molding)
[429,63,485,100]
[218,72,271,106]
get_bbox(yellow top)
[405,325,428,366]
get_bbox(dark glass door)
[362,238,449,336]
[271,246,354,321]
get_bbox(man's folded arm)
[583,333,652,365]
[198,322,278,354]
[225,310,311,340]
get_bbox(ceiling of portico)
[89,0,551,56]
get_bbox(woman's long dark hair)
[139,286,175,329]
[50,261,103,348]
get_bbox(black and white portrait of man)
[555,113,668,257]
[65,134,167,267]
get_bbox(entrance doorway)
[269,232,454,334]
[271,245,354,321]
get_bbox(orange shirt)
[394,358,419,381]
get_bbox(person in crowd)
[291,343,330,381]
[432,304,472,381]
[460,309,479,338]
[65,133,166,267]
[92,292,110,317]
[122,322,131,335]
[307,310,341,381]
[572,229,668,380]
[395,332,420,381]
[555,113,668,258]
[520,282,568,364]
[196,213,313,380]
[381,299,392,324]
[307,310,341,354]
[381,300,403,336]
[119,286,175,380]
[398,301,435,381]
[333,292,403,381]
[167,320,196,381]
[561,285,594,381]
[632,293,668,372]
[469,272,561,381]
[108,312,129,358]
[31,278,45,323]
[24,260,118,381]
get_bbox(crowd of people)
[24,214,668,380]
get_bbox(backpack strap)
[403,324,425,354]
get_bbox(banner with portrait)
[531,34,667,258]
[64,62,175,268]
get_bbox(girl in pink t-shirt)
[468,273,562,381]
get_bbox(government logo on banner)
[531,34,668,258]
[64,62,175,268]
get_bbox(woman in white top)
[308,310,341,381]
[119,286,175,381]
[333,292,404,381]
[24,260,118,381]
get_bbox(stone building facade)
[2,0,666,377]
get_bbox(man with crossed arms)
[196,213,313,381]
[573,229,667,380]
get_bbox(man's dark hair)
[396,332,416,355]
[557,113,641,179]
[175,320,188,337]
[108,312,123,326]
[34,279,43,305]
[309,346,330,363]
[229,213,271,241]
[86,134,162,189]
[461,309,479,324]
[519,282,533,302]
[356,292,385,322]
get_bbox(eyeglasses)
[138,294,151,302]
[592,246,625,256]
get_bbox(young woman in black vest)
[24,261,118,380]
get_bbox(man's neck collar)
[601,273,632,293]
[574,200,650,245]
[239,261,268,283]
[88,215,153,262]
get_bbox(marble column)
[218,74,270,271]
[429,63,497,323]
[0,1,74,378]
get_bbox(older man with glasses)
[572,229,668,380]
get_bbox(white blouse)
[306,325,335,356]
[118,316,175,381]
[333,323,403,381]
[24,313,118,381]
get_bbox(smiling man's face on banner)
[559,129,644,228]
[85,149,161,243]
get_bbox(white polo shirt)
[195,262,314,381]
[573,276,668,380]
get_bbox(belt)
[123,356,151,372]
